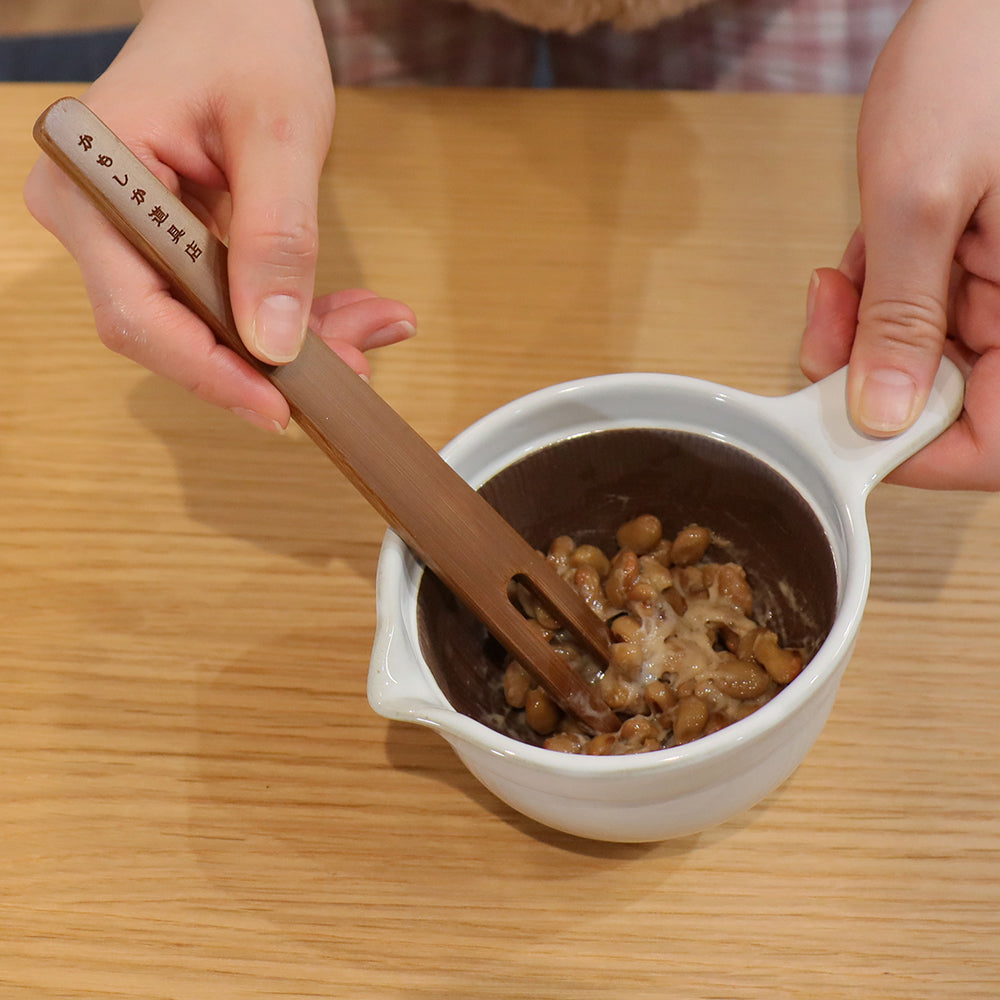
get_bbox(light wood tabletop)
[2,82,999,999]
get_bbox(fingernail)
[364,319,417,350]
[806,270,820,326]
[251,294,306,363]
[230,406,285,434]
[857,369,918,434]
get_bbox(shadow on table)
[186,629,764,932]
[184,628,746,990]
[865,481,988,604]
[381,716,771,857]
[127,371,385,579]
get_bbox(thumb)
[225,117,326,365]
[847,204,958,437]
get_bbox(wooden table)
[3,82,998,999]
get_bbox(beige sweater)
[461,0,712,33]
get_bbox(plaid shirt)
[316,0,911,92]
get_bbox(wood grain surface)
[2,82,998,999]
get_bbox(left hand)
[801,0,1000,490]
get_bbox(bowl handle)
[767,358,965,497]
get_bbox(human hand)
[24,0,416,433]
[800,0,1000,490]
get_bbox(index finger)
[886,348,1000,491]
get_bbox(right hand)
[24,0,416,433]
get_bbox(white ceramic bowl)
[368,361,963,842]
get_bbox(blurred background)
[0,1,136,81]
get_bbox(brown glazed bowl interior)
[416,426,838,746]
